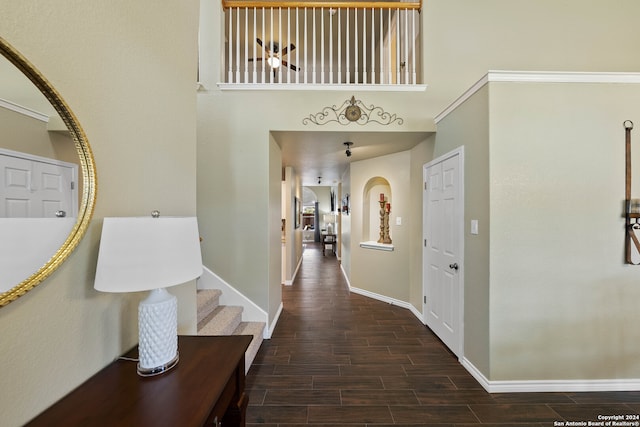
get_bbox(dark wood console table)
[25,335,252,427]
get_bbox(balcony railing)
[222,0,422,86]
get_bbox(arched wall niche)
[362,176,391,242]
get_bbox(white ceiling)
[272,130,431,187]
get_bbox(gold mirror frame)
[0,37,97,307]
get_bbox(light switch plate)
[471,220,478,235]
[396,217,402,226]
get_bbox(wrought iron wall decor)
[302,96,404,126]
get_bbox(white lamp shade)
[94,217,202,293]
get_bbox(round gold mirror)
[0,37,97,306]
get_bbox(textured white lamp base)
[137,288,179,376]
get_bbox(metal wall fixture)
[302,96,404,126]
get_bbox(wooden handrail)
[222,0,421,11]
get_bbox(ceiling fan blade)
[281,60,298,71]
[256,38,272,55]
[281,43,295,57]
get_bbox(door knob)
[55,210,67,218]
[449,263,459,270]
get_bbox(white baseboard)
[461,357,640,393]
[267,302,283,338]
[341,266,424,323]
[284,252,304,286]
[348,285,416,313]
[197,266,270,338]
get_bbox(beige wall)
[422,0,640,118]
[268,136,283,320]
[1,108,77,165]
[350,151,412,301]
[408,138,435,315]
[431,86,491,377]
[489,81,640,380]
[0,1,199,426]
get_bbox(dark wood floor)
[246,242,640,425]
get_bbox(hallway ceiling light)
[344,141,353,157]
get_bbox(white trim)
[434,74,488,124]
[216,83,427,92]
[461,358,640,393]
[284,250,304,286]
[197,266,271,338]
[0,98,49,122]
[0,148,76,169]
[488,70,640,84]
[267,302,283,339]
[349,285,413,311]
[340,262,351,288]
[435,70,640,124]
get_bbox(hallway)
[246,243,640,425]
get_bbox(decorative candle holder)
[378,200,386,243]
[383,203,392,244]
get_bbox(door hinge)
[424,296,426,304]
[71,181,75,190]
[424,238,427,247]
[424,181,427,190]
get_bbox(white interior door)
[0,149,77,218]
[423,147,464,357]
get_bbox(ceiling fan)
[248,38,299,77]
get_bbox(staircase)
[196,289,264,372]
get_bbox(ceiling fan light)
[267,56,281,69]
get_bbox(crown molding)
[435,71,640,124]
[0,97,48,122]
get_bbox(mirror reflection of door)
[0,148,78,218]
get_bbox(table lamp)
[323,213,335,234]
[94,213,202,376]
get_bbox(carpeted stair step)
[197,305,243,336]
[196,289,221,325]
[233,321,265,369]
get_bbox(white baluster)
[278,7,282,83]
[296,7,300,84]
[262,7,266,83]
[228,7,233,83]
[337,8,341,84]
[395,8,400,84]
[304,7,308,84]
[404,9,409,84]
[312,7,316,83]
[346,8,350,84]
[412,9,416,84]
[329,7,333,84]
[287,7,291,83]
[387,9,392,84]
[270,7,274,83]
[244,7,249,83]
[252,7,257,83]
[321,7,325,84]
[236,6,240,83]
[363,8,367,84]
[371,7,375,84]
[354,8,359,84]
[380,8,384,84]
